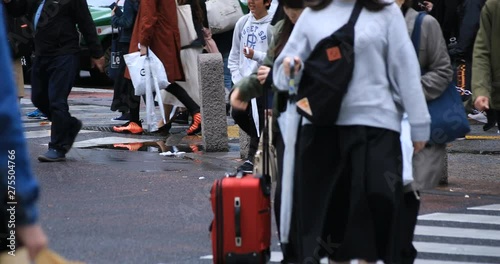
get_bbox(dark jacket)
[449,0,486,61]
[4,0,103,58]
[429,0,461,44]
[112,0,139,43]
[6,13,32,59]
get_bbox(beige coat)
[404,8,453,191]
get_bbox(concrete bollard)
[198,53,228,152]
[239,129,251,159]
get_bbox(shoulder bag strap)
[348,0,364,26]
[411,12,426,57]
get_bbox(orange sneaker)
[113,121,143,134]
[187,113,202,135]
[113,143,144,151]
[189,144,200,153]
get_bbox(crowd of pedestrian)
[2,0,500,262]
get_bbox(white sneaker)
[468,112,487,123]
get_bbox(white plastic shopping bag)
[124,48,169,96]
[149,49,169,89]
[123,51,146,95]
[144,55,167,132]
[400,114,414,188]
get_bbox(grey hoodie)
[273,0,431,142]
[228,12,274,84]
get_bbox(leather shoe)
[151,122,172,136]
[38,148,66,162]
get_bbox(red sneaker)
[186,113,202,135]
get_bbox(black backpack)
[295,1,363,126]
[7,15,34,59]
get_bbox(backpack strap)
[411,12,426,57]
[348,0,364,25]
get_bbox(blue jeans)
[31,54,80,153]
[222,50,232,91]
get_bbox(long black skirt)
[110,42,132,113]
[293,125,403,263]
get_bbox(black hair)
[265,0,272,10]
[401,0,413,15]
[178,0,206,28]
[274,0,305,57]
[307,0,390,11]
[280,0,305,8]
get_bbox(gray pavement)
[21,86,500,264]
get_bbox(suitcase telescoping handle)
[261,62,273,194]
[234,197,242,247]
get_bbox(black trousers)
[231,96,264,161]
[485,109,500,127]
[293,125,403,263]
[110,42,132,113]
[396,191,420,264]
[31,54,81,153]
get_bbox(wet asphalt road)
[21,80,500,264]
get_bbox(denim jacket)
[0,4,40,227]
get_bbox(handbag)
[253,116,278,183]
[107,26,120,80]
[295,1,363,126]
[205,0,244,34]
[176,0,198,47]
[411,12,470,144]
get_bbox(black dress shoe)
[152,122,172,136]
[483,109,497,131]
[172,110,189,124]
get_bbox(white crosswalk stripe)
[418,213,500,225]
[412,204,500,263]
[201,204,500,263]
[468,204,500,212]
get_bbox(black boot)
[496,110,500,132]
[483,109,497,131]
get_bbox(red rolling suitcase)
[210,61,275,263]
[210,172,271,264]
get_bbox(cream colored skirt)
[159,47,203,107]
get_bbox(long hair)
[273,0,305,58]
[402,0,413,14]
[307,0,390,11]
[178,0,205,27]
